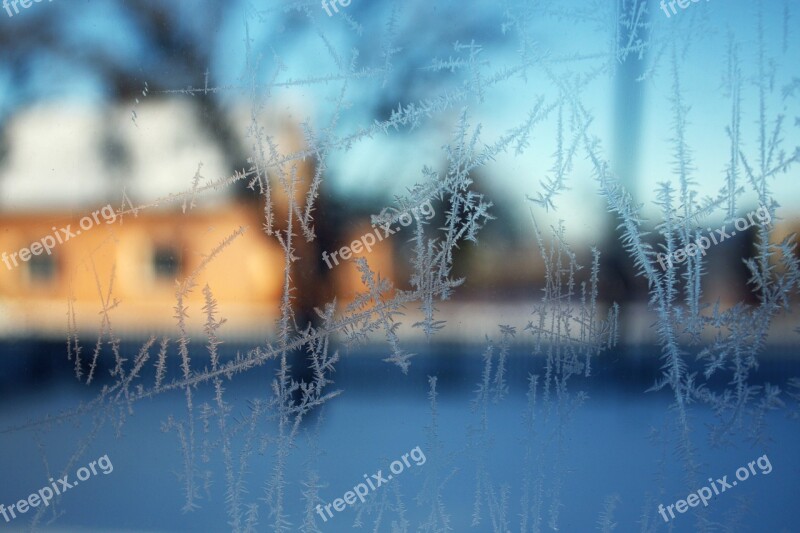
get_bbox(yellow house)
[0,205,286,339]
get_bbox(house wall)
[0,206,285,338]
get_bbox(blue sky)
[0,0,796,240]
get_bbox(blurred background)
[0,0,799,531]
[0,0,797,346]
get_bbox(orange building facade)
[0,206,285,339]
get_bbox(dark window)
[28,254,56,282]
[153,246,181,279]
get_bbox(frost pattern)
[3,0,799,531]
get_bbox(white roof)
[0,100,231,212]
